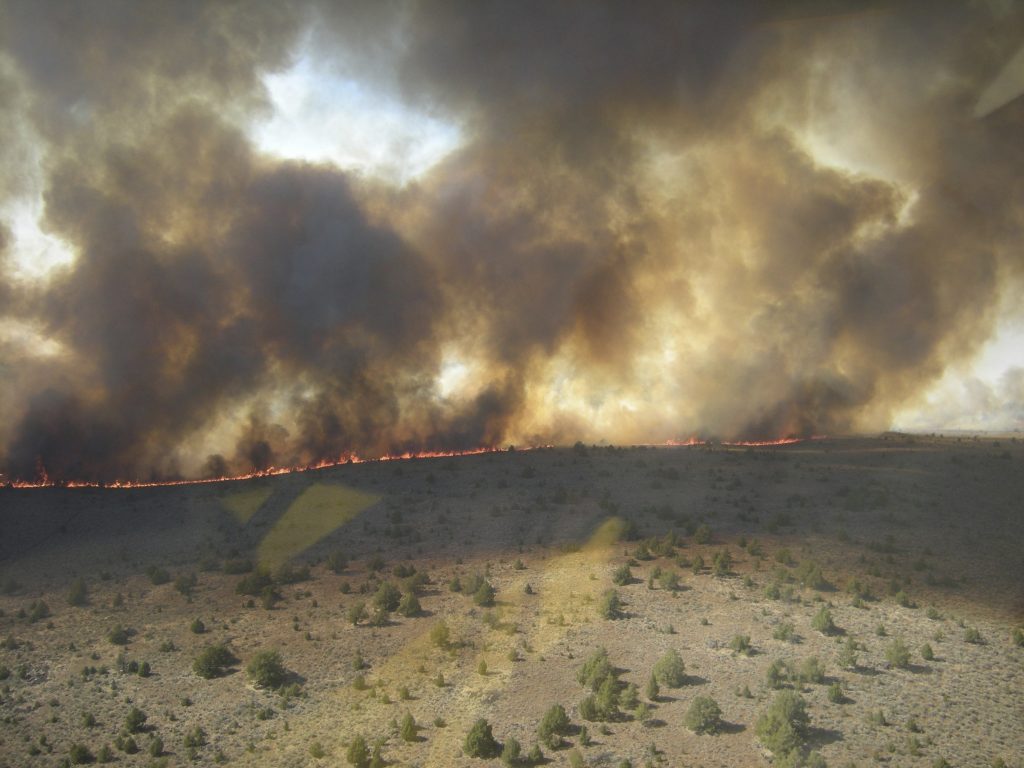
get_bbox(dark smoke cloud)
[1,1,1022,482]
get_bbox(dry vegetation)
[1,435,1022,767]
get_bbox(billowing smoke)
[1,1,1022,482]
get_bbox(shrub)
[430,621,450,649]
[398,592,421,617]
[1012,627,1024,647]
[235,569,273,596]
[773,622,795,642]
[694,524,711,544]
[146,566,170,585]
[653,648,686,688]
[148,736,164,757]
[712,549,732,577]
[797,656,825,685]
[538,704,570,747]
[247,650,287,689]
[827,682,844,703]
[964,627,982,644]
[796,561,828,590]
[327,551,348,574]
[612,564,632,586]
[107,624,130,645]
[755,691,810,755]
[69,743,94,764]
[766,659,788,689]
[684,695,722,734]
[920,643,934,661]
[347,735,369,768]
[67,578,89,607]
[729,634,752,655]
[193,644,237,679]
[400,711,417,742]
[175,573,197,597]
[528,744,544,764]
[598,589,622,619]
[691,554,705,573]
[811,606,835,635]
[373,582,402,613]
[645,673,660,701]
[501,736,521,767]
[183,727,207,749]
[464,718,500,758]
[125,706,148,734]
[190,618,205,634]
[348,601,368,626]
[577,648,614,691]
[837,637,858,669]
[885,639,911,669]
[473,580,496,607]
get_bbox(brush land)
[1,435,1022,767]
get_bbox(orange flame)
[5,446,508,490]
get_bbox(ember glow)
[1,2,1023,485]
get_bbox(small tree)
[247,649,287,689]
[373,582,401,613]
[885,639,910,669]
[653,648,686,688]
[348,602,368,626]
[501,737,522,767]
[837,637,858,669]
[398,592,421,617]
[538,704,570,748]
[765,659,788,689]
[125,706,148,734]
[400,711,417,742]
[464,718,500,758]
[347,735,369,768]
[798,656,825,685]
[755,691,809,756]
[193,644,237,679]
[69,743,94,764]
[811,606,836,635]
[67,578,89,607]
[430,621,451,649]
[598,589,622,619]
[684,695,722,734]
[645,673,660,701]
[473,580,496,607]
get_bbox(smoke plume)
[1,1,1022,482]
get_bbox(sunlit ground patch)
[221,486,274,524]
[258,482,379,568]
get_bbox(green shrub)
[193,644,236,679]
[885,639,910,669]
[598,589,622,619]
[837,637,858,669]
[811,606,835,635]
[755,691,810,755]
[174,573,197,597]
[69,743,93,764]
[148,736,163,757]
[247,650,287,689]
[694,524,711,544]
[684,695,722,734]
[146,566,170,585]
[577,648,614,691]
[430,620,450,649]
[373,582,402,612]
[658,569,680,591]
[645,673,660,701]
[398,593,421,617]
[125,706,148,734]
[729,634,752,655]
[107,624,130,645]
[400,711,417,742]
[538,704,570,747]
[766,659,788,689]
[326,551,348,574]
[773,622,795,642]
[797,656,825,685]
[347,735,369,768]
[67,578,89,607]
[612,564,632,586]
[920,643,934,661]
[190,618,205,634]
[348,601,368,626]
[691,554,705,574]
[235,569,273,596]
[463,718,500,758]
[652,648,686,688]
[473,580,496,607]
[1012,627,1024,647]
[183,727,207,749]
[964,627,982,644]
[712,549,732,577]
[501,736,521,767]
[827,682,844,703]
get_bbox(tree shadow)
[685,675,711,687]
[906,663,932,675]
[718,721,746,735]
[851,665,882,677]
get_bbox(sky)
[0,1,1022,483]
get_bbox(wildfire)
[4,446,505,490]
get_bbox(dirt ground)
[1,435,1022,767]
